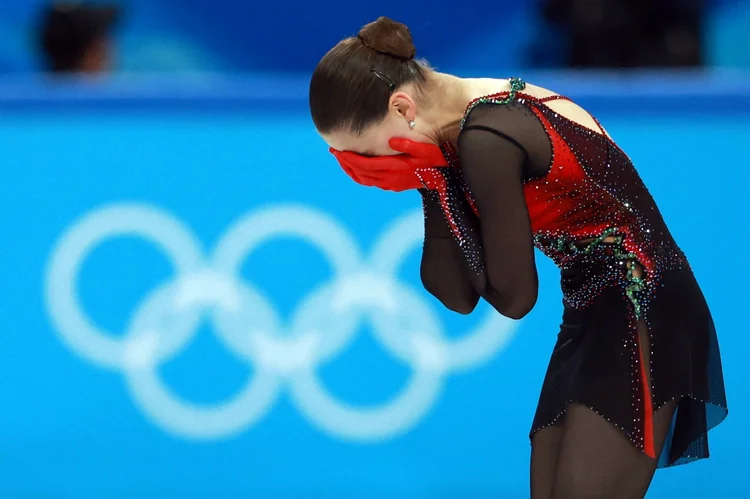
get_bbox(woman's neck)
[419,72,510,144]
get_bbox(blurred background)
[1,1,749,498]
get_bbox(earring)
[409,120,416,129]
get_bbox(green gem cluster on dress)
[536,227,648,319]
[617,249,647,320]
[459,77,527,130]
[587,231,647,320]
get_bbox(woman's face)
[322,91,423,156]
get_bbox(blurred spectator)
[538,0,706,68]
[37,2,121,73]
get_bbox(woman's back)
[455,78,682,271]
[462,77,612,139]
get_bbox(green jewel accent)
[555,237,567,252]
[581,227,619,254]
[625,273,646,319]
[603,235,646,320]
[460,77,527,130]
[535,227,648,319]
[576,228,647,318]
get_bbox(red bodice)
[519,96,655,274]
[436,80,687,312]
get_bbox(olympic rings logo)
[44,203,519,442]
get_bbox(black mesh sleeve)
[456,101,551,318]
[419,190,480,314]
[418,101,551,319]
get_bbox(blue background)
[0,72,748,498]
[1,0,750,496]
[1,0,750,73]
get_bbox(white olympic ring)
[44,203,519,441]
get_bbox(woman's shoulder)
[461,78,555,128]
[519,81,560,100]
[467,78,605,142]
[460,86,546,138]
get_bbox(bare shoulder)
[468,78,560,102]
[520,81,559,100]
[466,78,605,137]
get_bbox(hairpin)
[371,68,396,92]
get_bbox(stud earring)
[409,120,416,129]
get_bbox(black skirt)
[529,259,728,467]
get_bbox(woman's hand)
[329,138,449,192]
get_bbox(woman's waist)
[558,263,705,327]
[534,226,685,270]
[559,252,692,308]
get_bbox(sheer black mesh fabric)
[531,402,678,499]
[419,192,479,314]
[531,101,728,466]
[418,91,728,497]
[420,102,551,318]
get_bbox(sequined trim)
[529,394,728,465]
[459,77,526,130]
[530,400,644,446]
[416,164,486,275]
[442,77,721,467]
[555,227,648,319]
[439,141,480,217]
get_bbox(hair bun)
[357,17,416,60]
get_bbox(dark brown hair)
[309,17,429,135]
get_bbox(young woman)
[309,17,728,499]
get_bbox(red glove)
[329,138,449,192]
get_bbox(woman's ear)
[389,91,417,123]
